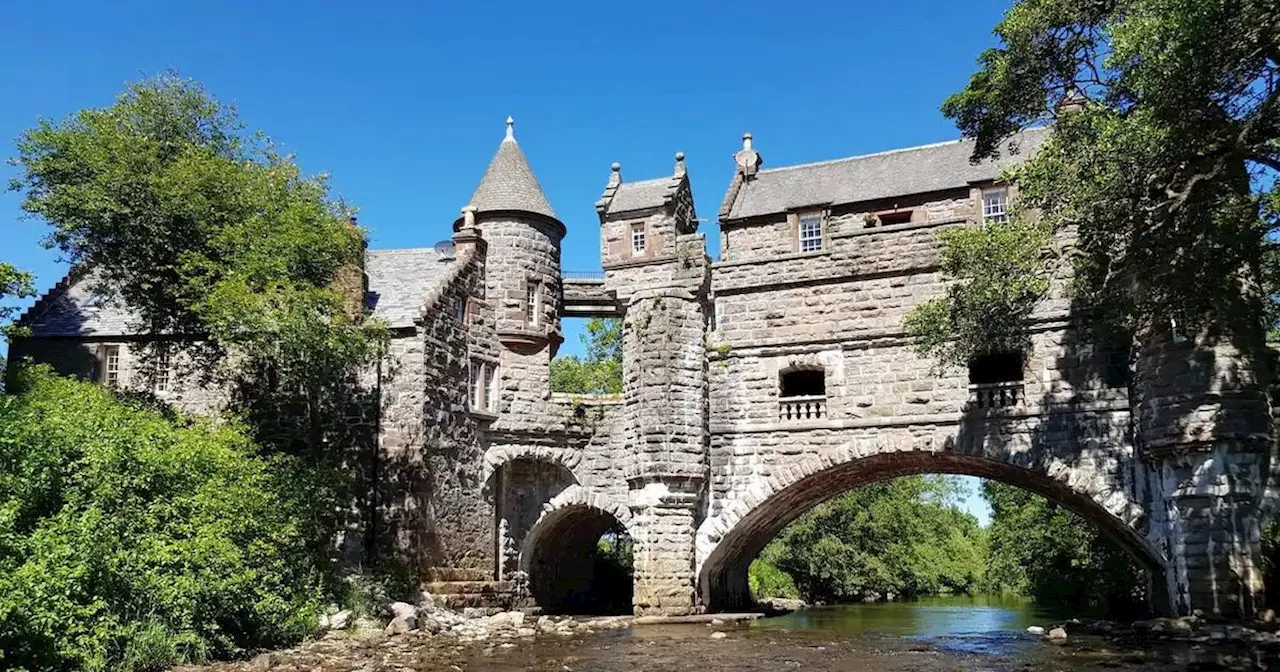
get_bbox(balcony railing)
[968,382,1023,410]
[779,395,826,421]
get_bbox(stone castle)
[11,118,1277,618]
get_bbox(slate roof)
[363,247,455,328]
[723,127,1050,221]
[468,127,558,220]
[21,247,454,337]
[605,175,682,215]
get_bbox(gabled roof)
[604,175,683,216]
[722,127,1050,221]
[467,118,558,220]
[19,247,455,337]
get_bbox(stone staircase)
[422,568,527,615]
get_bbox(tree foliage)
[0,262,35,337]
[983,480,1146,615]
[909,0,1280,365]
[903,218,1053,366]
[756,476,987,602]
[0,368,323,671]
[550,318,622,395]
[8,73,386,455]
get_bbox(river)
[187,597,1280,671]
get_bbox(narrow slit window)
[486,364,500,411]
[631,223,646,255]
[967,351,1023,385]
[525,281,540,326]
[470,360,485,410]
[982,188,1009,223]
[780,368,826,397]
[798,213,823,252]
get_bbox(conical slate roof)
[467,117,558,220]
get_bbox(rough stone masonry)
[11,119,1278,618]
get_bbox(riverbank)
[174,598,1280,672]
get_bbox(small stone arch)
[519,485,633,614]
[481,444,583,488]
[696,446,1165,613]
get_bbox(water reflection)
[754,595,1082,655]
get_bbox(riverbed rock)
[1046,627,1068,642]
[327,609,352,631]
[388,601,417,621]
[710,631,727,640]
[385,614,416,636]
[1026,626,1045,635]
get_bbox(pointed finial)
[607,162,622,187]
[674,151,686,177]
[505,116,515,142]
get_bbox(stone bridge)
[477,131,1277,620]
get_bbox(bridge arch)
[696,446,1167,613]
[520,485,633,614]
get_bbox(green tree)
[761,476,987,602]
[982,481,1146,614]
[550,317,622,394]
[0,261,36,391]
[907,0,1280,366]
[0,367,323,671]
[8,73,386,455]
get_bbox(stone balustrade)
[968,381,1023,410]
[778,395,826,421]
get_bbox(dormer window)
[982,188,1010,223]
[797,213,824,252]
[631,222,647,255]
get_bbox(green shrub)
[0,367,324,671]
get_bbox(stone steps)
[423,577,527,614]
[423,568,491,582]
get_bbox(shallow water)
[187,597,1280,671]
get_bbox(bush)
[0,368,324,671]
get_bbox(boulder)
[385,615,415,636]
[710,631,728,640]
[389,601,417,621]
[1047,627,1068,642]
[418,590,436,610]
[1026,626,1045,636]
[328,609,352,631]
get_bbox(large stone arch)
[696,443,1166,613]
[519,485,633,614]
[481,444,583,488]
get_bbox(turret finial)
[607,162,622,187]
[674,151,686,177]
[505,115,515,142]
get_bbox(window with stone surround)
[982,187,1010,223]
[153,346,172,394]
[797,213,824,252]
[525,280,540,326]
[967,351,1023,409]
[486,363,500,412]
[98,345,121,387]
[878,210,913,226]
[779,367,825,420]
[631,222,646,256]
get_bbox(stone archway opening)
[699,451,1167,615]
[521,504,633,615]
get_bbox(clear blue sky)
[0,0,1010,524]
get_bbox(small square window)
[525,281,540,326]
[982,188,1009,223]
[631,223,646,255]
[798,214,823,252]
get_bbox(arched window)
[780,368,826,397]
[779,367,826,421]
